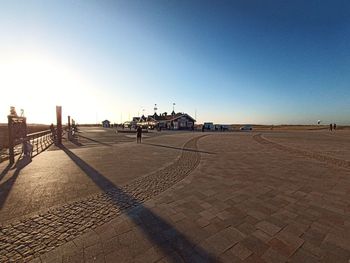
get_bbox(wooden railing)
[0,130,55,162]
[19,130,54,157]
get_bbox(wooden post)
[56,106,62,145]
[67,115,71,140]
[7,115,14,164]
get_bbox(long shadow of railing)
[0,163,12,182]
[0,156,31,209]
[143,142,216,155]
[59,145,215,262]
[78,134,113,147]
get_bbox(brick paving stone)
[274,230,304,255]
[243,254,267,263]
[217,210,232,221]
[221,227,246,245]
[321,251,350,263]
[280,223,307,237]
[83,243,104,262]
[288,248,320,263]
[210,217,231,230]
[301,241,323,259]
[246,210,269,221]
[301,228,326,247]
[196,217,211,228]
[219,249,243,263]
[241,236,269,257]
[252,230,272,243]
[244,215,260,226]
[85,253,105,263]
[62,249,84,263]
[200,232,234,255]
[111,219,134,236]
[230,242,253,260]
[320,240,350,262]
[237,222,256,236]
[266,217,288,230]
[256,221,282,236]
[267,238,295,258]
[261,247,288,263]
[323,232,350,251]
[198,210,217,221]
[100,236,120,255]
[104,247,133,263]
[170,212,187,223]
[134,246,164,263]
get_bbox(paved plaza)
[0,128,350,262]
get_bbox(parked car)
[214,124,230,131]
[123,121,137,129]
[203,122,215,130]
[240,125,252,131]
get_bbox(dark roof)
[155,113,195,122]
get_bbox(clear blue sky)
[0,0,349,124]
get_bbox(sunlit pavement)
[1,129,350,262]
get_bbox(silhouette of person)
[136,126,142,143]
[329,123,333,131]
[334,123,336,131]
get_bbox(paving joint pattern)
[0,135,208,262]
[253,133,350,170]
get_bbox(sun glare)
[0,52,99,124]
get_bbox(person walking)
[334,123,337,131]
[329,123,333,131]
[136,126,142,143]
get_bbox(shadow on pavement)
[59,145,215,262]
[0,156,31,209]
[144,142,215,155]
[0,163,12,182]
[78,134,113,147]
[70,137,84,147]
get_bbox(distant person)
[23,140,33,159]
[329,123,333,131]
[136,126,142,143]
[334,123,337,131]
[202,125,205,132]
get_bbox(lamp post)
[56,106,62,145]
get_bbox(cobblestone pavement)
[0,135,207,262]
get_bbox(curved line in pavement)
[0,135,209,261]
[253,133,350,170]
